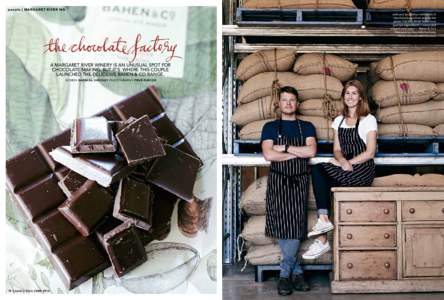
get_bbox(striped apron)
[265,119,309,240]
[322,117,375,186]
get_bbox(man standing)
[261,86,317,296]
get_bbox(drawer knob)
[409,208,415,214]
[347,233,353,240]
[347,263,353,269]
[346,209,352,215]
[384,262,390,269]
[442,208,444,214]
[384,233,390,239]
[383,209,390,215]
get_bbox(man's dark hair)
[279,86,298,100]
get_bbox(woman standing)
[302,80,377,260]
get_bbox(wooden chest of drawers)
[331,187,444,293]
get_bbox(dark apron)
[265,119,309,240]
[322,117,375,186]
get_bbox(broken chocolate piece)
[70,117,117,154]
[146,145,200,202]
[113,177,154,231]
[116,115,166,166]
[58,180,113,237]
[103,222,147,277]
[50,146,133,187]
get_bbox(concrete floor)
[223,264,444,300]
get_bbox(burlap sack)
[238,72,343,104]
[241,216,276,245]
[298,98,341,117]
[368,0,444,9]
[295,74,343,101]
[372,173,444,187]
[245,244,281,265]
[242,0,356,8]
[375,51,444,83]
[298,115,335,140]
[232,96,278,126]
[236,49,296,81]
[241,176,317,215]
[378,124,435,137]
[239,116,335,140]
[371,80,438,108]
[376,101,444,127]
[238,72,299,105]
[240,176,268,215]
[434,124,444,135]
[368,61,380,84]
[245,233,333,265]
[239,118,274,140]
[433,83,444,101]
[293,53,358,82]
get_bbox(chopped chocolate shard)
[116,115,166,166]
[70,117,117,154]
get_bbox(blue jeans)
[278,239,303,278]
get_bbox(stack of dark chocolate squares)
[6,86,202,290]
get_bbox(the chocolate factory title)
[43,34,181,63]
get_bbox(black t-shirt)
[260,119,316,143]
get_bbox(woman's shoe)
[307,219,334,238]
[302,239,331,260]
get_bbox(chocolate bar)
[113,177,154,231]
[16,174,66,222]
[58,170,88,197]
[116,115,166,166]
[58,180,113,237]
[51,236,109,289]
[102,222,147,277]
[70,117,116,154]
[49,146,133,187]
[5,86,199,290]
[147,145,201,202]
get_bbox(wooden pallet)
[255,264,332,282]
[234,137,444,157]
[236,8,363,26]
[365,9,444,27]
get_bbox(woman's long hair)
[340,80,370,118]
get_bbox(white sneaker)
[307,219,334,238]
[302,239,331,260]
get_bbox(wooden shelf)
[223,25,444,37]
[221,154,444,166]
[233,43,444,55]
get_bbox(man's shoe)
[302,239,331,260]
[307,219,334,238]
[277,277,293,296]
[292,274,310,291]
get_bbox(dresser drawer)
[339,225,396,248]
[339,251,397,280]
[402,201,444,222]
[339,202,396,222]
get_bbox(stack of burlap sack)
[238,176,332,267]
[240,0,357,9]
[237,172,444,267]
[233,49,358,141]
[370,51,444,137]
[372,173,444,187]
[368,0,444,9]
